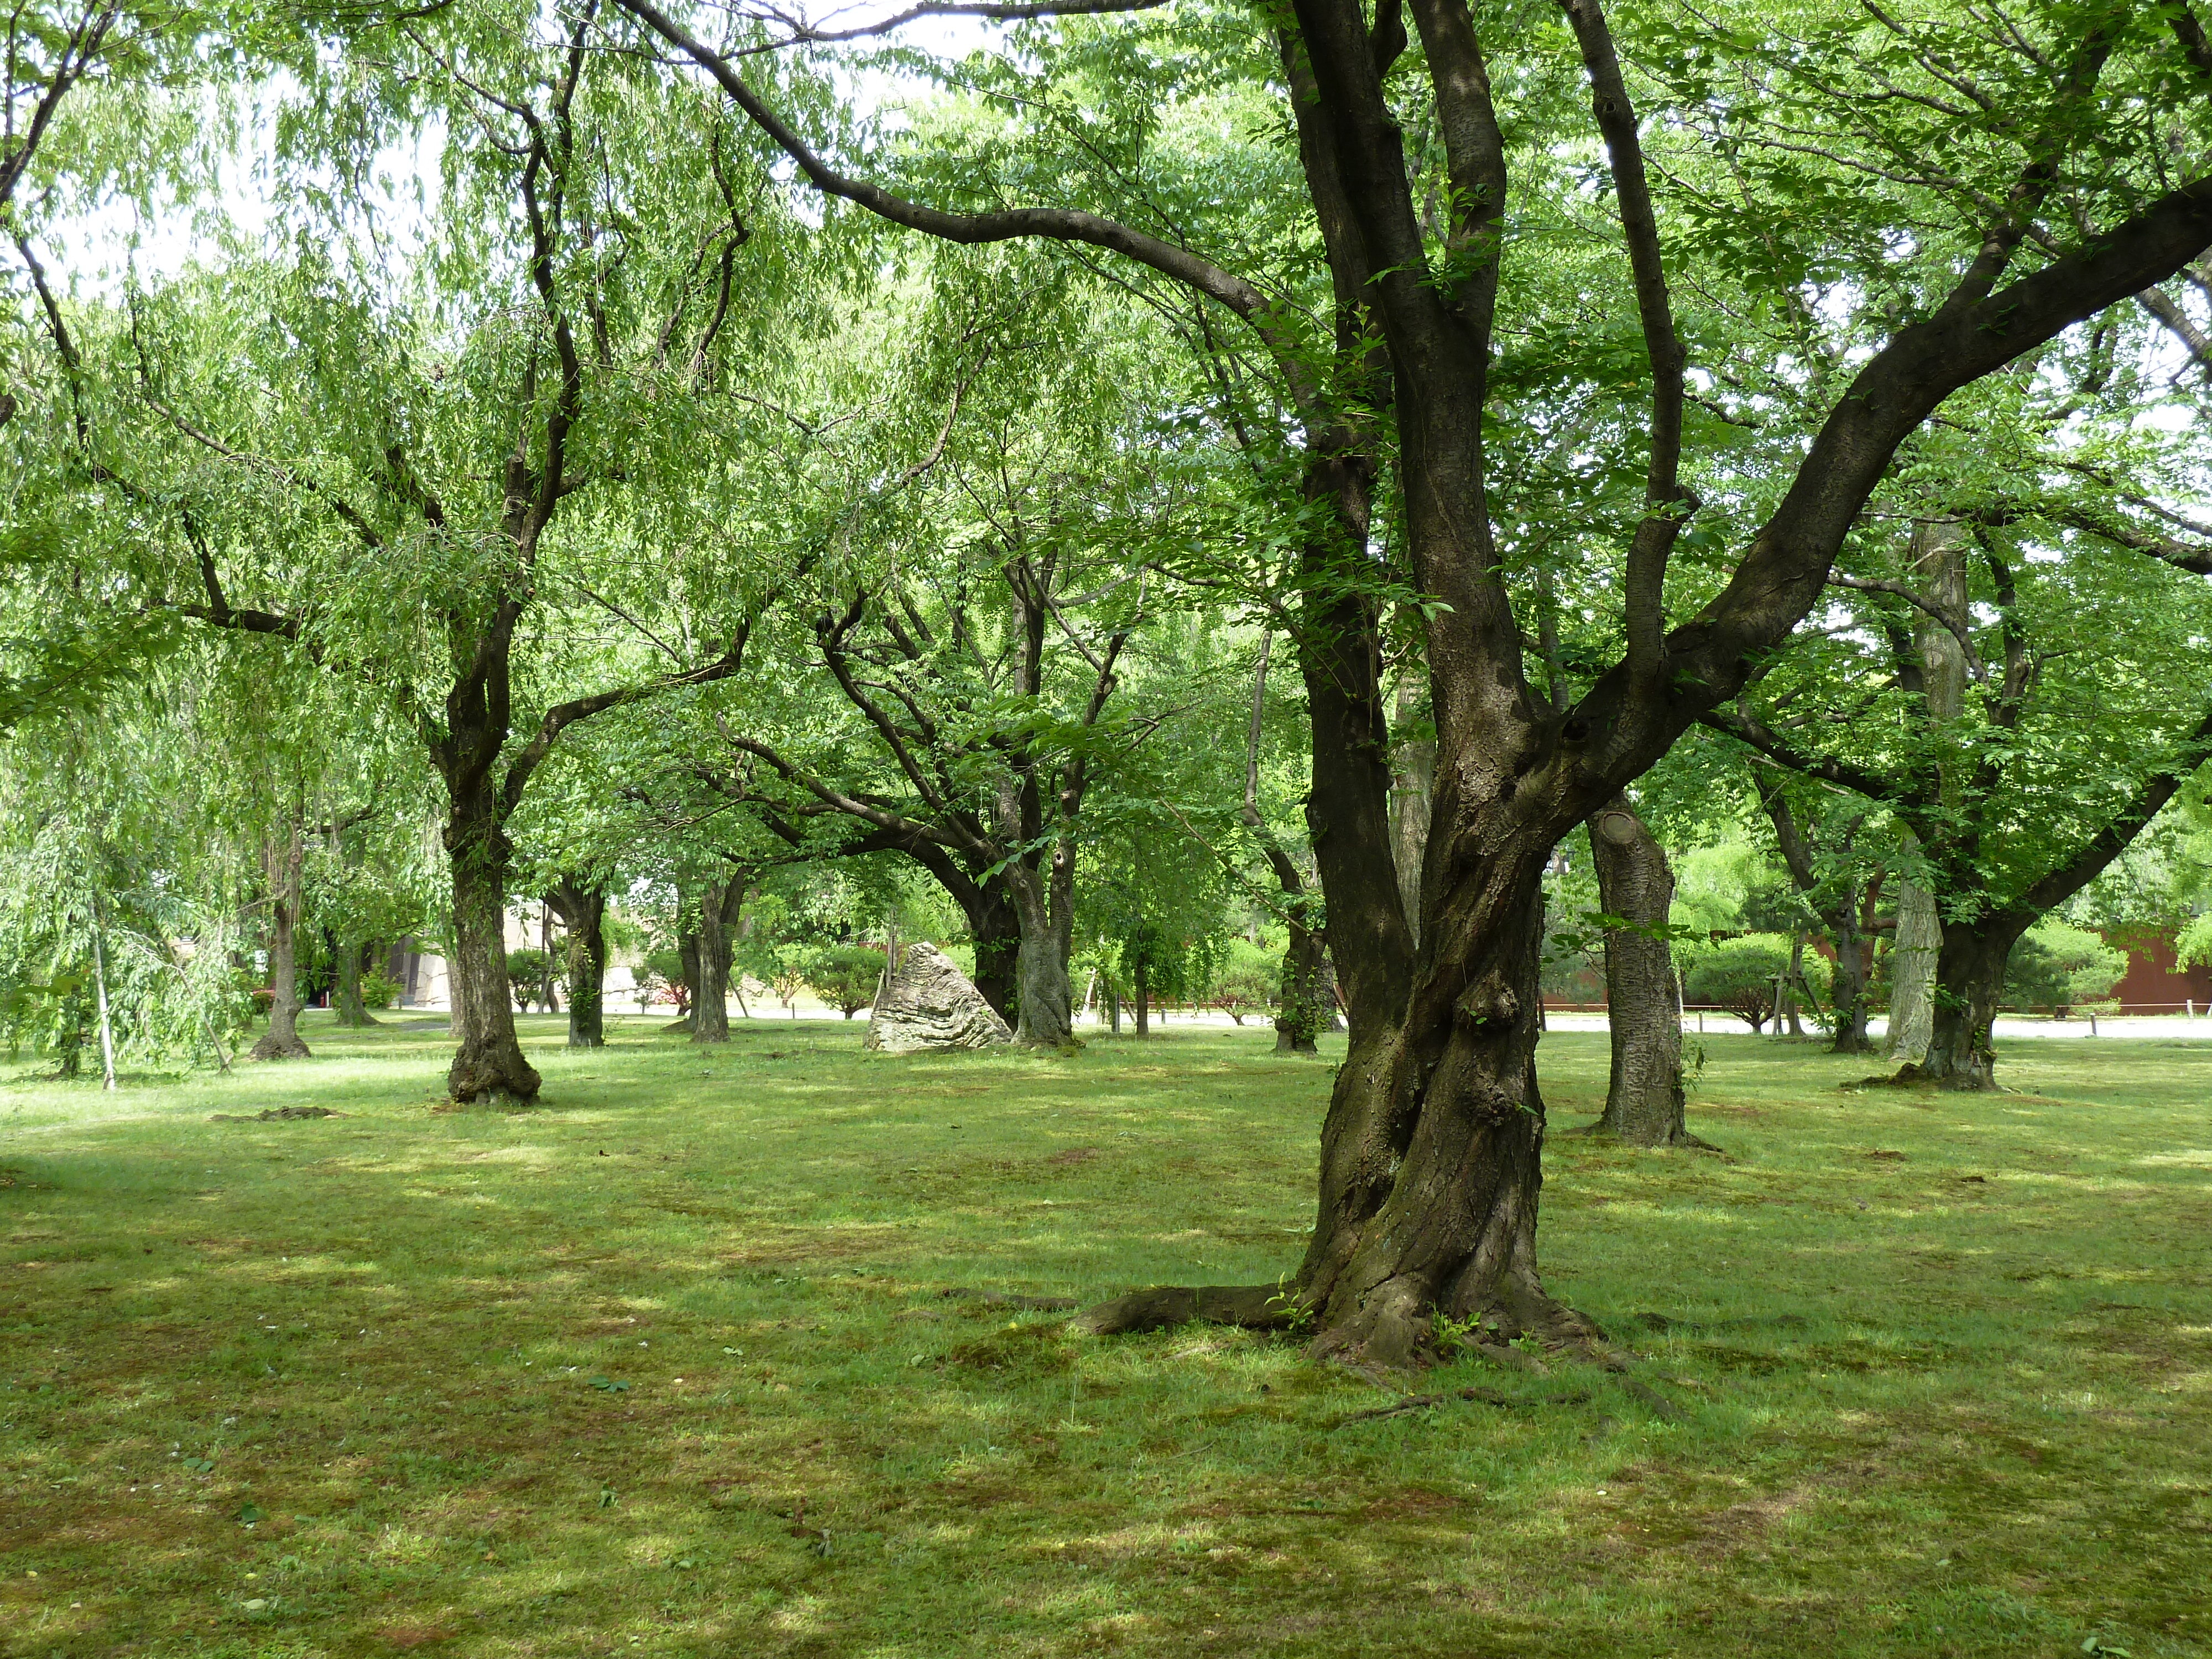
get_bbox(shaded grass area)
[2,1015,2209,1657]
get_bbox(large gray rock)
[864,942,1012,1053]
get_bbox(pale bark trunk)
[1887,865,1940,1063]
[1890,524,1967,1063]
[1587,799,1697,1146]
[1390,677,1434,949]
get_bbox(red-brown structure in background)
[2104,927,2212,1011]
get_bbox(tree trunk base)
[1070,1267,1608,1373]
[333,1011,382,1029]
[447,1039,542,1105]
[568,1031,605,1048]
[248,1031,312,1061]
[1014,1031,1084,1053]
[1274,1031,1319,1055]
[1574,1119,1719,1151]
[1889,1060,1997,1091]
[1827,1032,1872,1055]
[663,1014,695,1034]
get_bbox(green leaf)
[236,1503,264,1526]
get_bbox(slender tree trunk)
[1133,955,1150,1038]
[250,817,312,1061]
[1275,924,1326,1053]
[1587,799,1697,1146]
[90,898,117,1091]
[1898,918,2021,1089]
[1785,932,1808,1036]
[669,924,701,1034]
[442,789,539,1103]
[1891,525,1968,1064]
[549,877,608,1048]
[1107,978,1121,1035]
[693,878,743,1044]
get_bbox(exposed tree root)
[1068,1282,1303,1336]
[1332,1384,1594,1427]
[247,1031,312,1061]
[939,1288,1078,1312]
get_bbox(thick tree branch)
[607,0,1323,415]
[1557,0,1689,682]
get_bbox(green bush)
[1205,938,1279,1024]
[505,947,563,1011]
[2006,921,2126,1014]
[636,946,687,1012]
[803,946,887,1019]
[358,966,401,1010]
[1682,933,1796,1031]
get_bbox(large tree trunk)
[549,877,608,1048]
[1887,874,1940,1062]
[1897,918,2020,1089]
[332,937,380,1027]
[1587,799,1697,1147]
[1293,846,1597,1369]
[969,884,1020,1024]
[249,818,311,1061]
[1007,864,1076,1047]
[692,878,743,1044]
[443,792,540,1103]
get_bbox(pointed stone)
[864,943,1012,1053]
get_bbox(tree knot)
[1454,980,1521,1033]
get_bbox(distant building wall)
[2105,927,2212,1011]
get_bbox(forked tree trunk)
[443,795,540,1103]
[549,877,608,1048]
[250,820,311,1061]
[1897,918,2020,1089]
[692,878,744,1044]
[1587,799,1698,1147]
[1829,925,1875,1053]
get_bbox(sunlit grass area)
[3,1016,2208,1657]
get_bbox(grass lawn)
[2,1014,2208,1658]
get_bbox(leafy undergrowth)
[2,1016,2208,1657]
